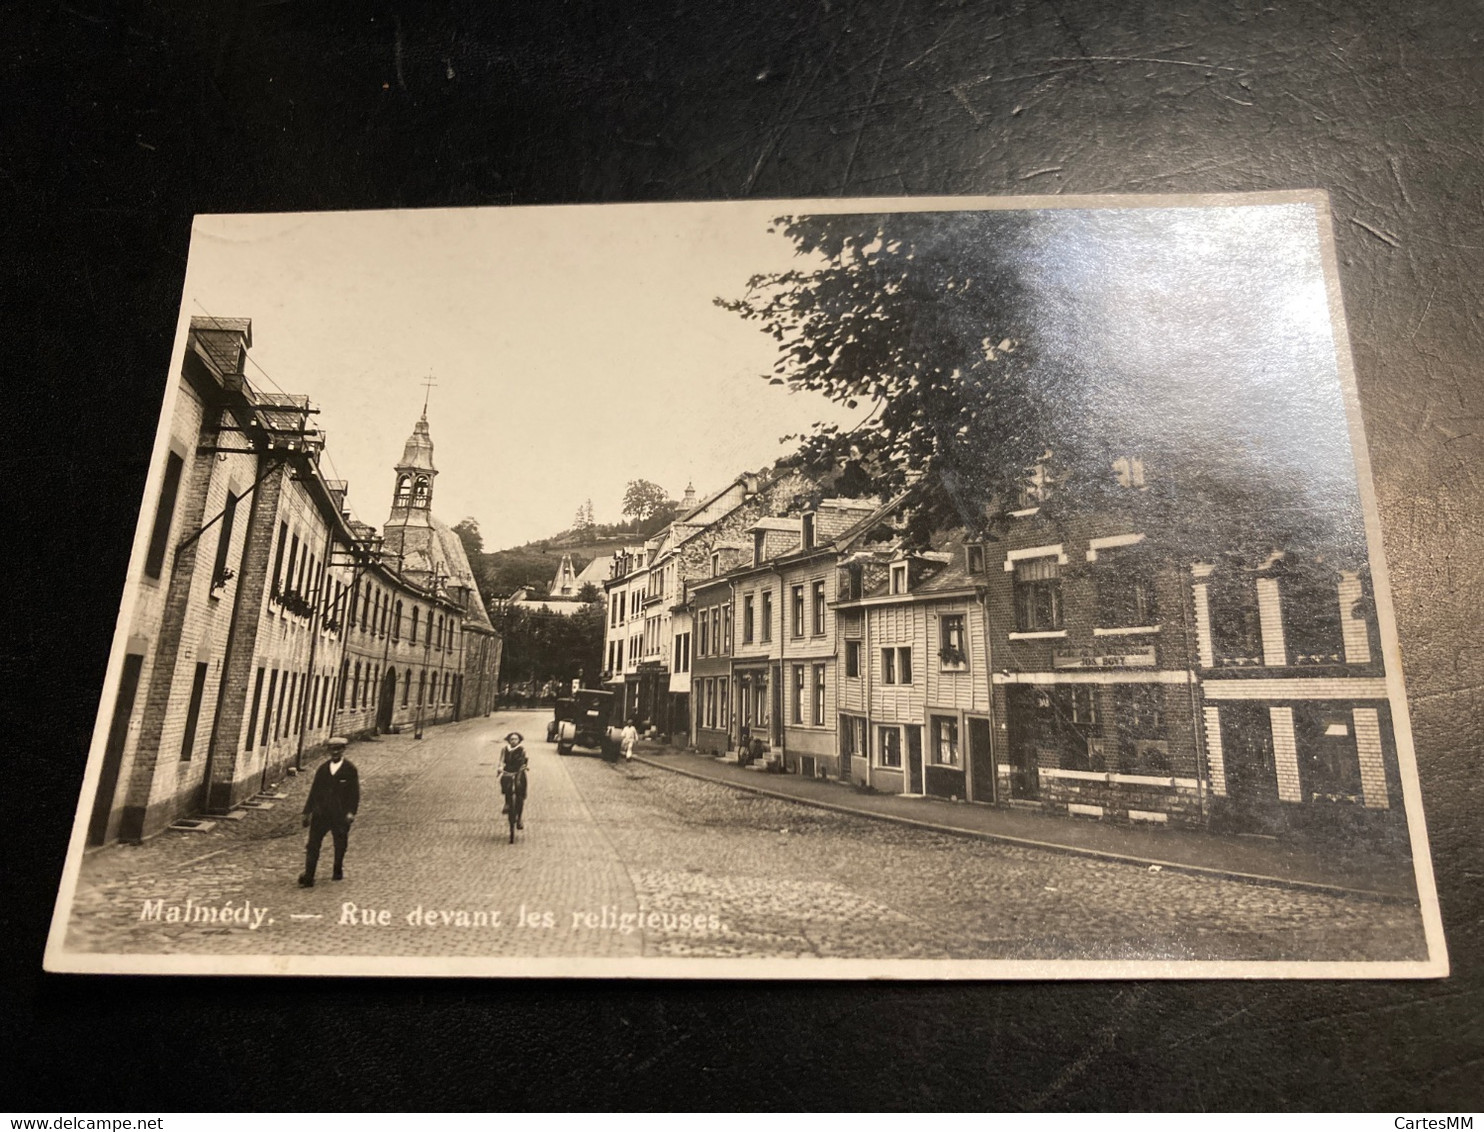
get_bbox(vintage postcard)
[45,192,1447,977]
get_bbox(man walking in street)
[299,736,360,888]
[620,718,639,761]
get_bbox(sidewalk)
[632,743,1421,902]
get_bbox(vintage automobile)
[545,697,575,743]
[555,688,621,758]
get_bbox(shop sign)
[1052,646,1156,669]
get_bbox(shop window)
[932,715,961,767]
[939,614,968,670]
[1113,685,1169,774]
[1014,556,1063,632]
[1095,545,1159,628]
[840,715,867,763]
[878,726,903,769]
[1032,686,1102,771]
[1296,706,1364,803]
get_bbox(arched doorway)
[376,667,398,733]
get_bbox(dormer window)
[802,513,816,550]
[890,562,908,595]
[844,563,864,602]
[753,530,766,565]
[966,544,986,575]
[711,551,720,577]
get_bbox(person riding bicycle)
[497,731,529,829]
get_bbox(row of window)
[243,662,338,755]
[1012,545,1157,634]
[695,676,731,731]
[1205,570,1368,668]
[604,634,641,674]
[837,716,967,771]
[337,659,459,713]
[345,577,459,654]
[694,603,732,658]
[270,520,328,618]
[607,586,648,628]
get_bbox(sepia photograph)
[43,191,1446,978]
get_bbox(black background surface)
[4,0,1481,1112]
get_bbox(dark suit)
[302,756,360,882]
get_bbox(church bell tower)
[390,412,438,524]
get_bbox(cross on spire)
[420,371,438,416]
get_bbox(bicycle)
[500,767,527,844]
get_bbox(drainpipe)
[776,565,787,772]
[862,593,873,792]
[1180,564,1209,824]
[293,522,338,770]
[977,585,996,804]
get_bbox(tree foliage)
[490,596,605,688]
[719,212,1096,543]
[621,479,672,522]
[450,517,484,560]
[721,212,1360,566]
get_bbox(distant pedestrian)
[299,737,359,888]
[620,718,639,761]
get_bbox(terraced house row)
[602,461,1407,841]
[86,317,501,846]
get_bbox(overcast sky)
[177,196,1360,551]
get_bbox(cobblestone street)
[62,710,1427,963]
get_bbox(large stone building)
[85,318,500,845]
